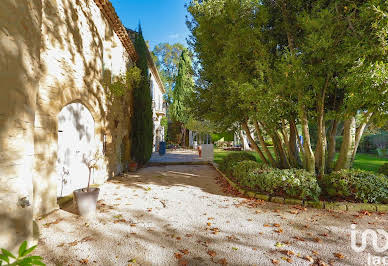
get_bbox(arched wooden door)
[57,103,95,197]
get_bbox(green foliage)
[152,43,186,104]
[131,25,153,165]
[232,160,271,181]
[378,163,388,176]
[235,165,321,201]
[211,132,234,142]
[219,152,257,176]
[187,0,388,173]
[171,49,194,124]
[321,169,388,203]
[103,67,141,98]
[0,241,44,266]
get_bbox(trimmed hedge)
[229,160,320,201]
[218,152,256,175]
[245,167,320,201]
[321,169,388,204]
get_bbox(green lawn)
[214,148,388,173]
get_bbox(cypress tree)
[131,25,153,165]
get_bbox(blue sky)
[110,0,191,50]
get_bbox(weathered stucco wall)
[1,0,133,251]
[0,0,42,252]
[34,0,132,216]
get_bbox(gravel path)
[35,165,387,266]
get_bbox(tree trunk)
[295,124,305,164]
[241,121,268,164]
[288,119,300,167]
[271,130,290,169]
[351,112,373,164]
[314,83,328,177]
[334,116,356,171]
[326,119,339,172]
[253,120,277,167]
[300,107,315,172]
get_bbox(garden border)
[210,163,388,212]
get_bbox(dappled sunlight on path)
[35,165,387,265]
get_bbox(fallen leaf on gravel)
[312,250,319,255]
[289,210,299,214]
[273,224,281,227]
[43,218,63,228]
[275,242,285,248]
[208,217,215,220]
[281,257,293,263]
[316,259,328,266]
[218,258,228,265]
[232,247,238,250]
[207,250,217,257]
[130,223,137,227]
[185,234,192,237]
[255,210,261,214]
[359,210,371,216]
[128,259,136,263]
[263,224,270,227]
[274,229,283,234]
[178,259,188,266]
[179,249,189,255]
[174,253,183,259]
[280,250,295,256]
[271,259,280,265]
[304,255,314,262]
[334,253,345,259]
[79,259,88,264]
[81,236,94,242]
[68,241,78,246]
[314,237,322,243]
[207,222,212,226]
[176,237,181,240]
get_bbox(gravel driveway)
[35,165,387,266]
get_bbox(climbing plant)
[131,25,154,165]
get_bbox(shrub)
[242,168,321,201]
[233,160,270,180]
[321,169,388,203]
[219,152,256,175]
[378,163,388,176]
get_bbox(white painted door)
[57,103,95,197]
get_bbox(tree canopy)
[187,0,387,174]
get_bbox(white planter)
[200,144,214,161]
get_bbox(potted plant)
[128,159,138,172]
[73,151,102,218]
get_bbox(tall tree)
[187,0,387,174]
[153,43,185,104]
[171,49,194,145]
[131,25,153,165]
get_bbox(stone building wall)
[0,0,43,252]
[0,0,134,251]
